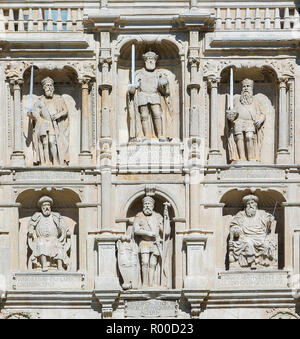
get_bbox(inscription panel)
[217,270,289,289]
[13,272,85,290]
[125,300,178,318]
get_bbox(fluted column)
[10,78,25,165]
[79,77,93,165]
[277,77,290,164]
[208,77,222,164]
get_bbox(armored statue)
[117,197,171,289]
[28,77,70,166]
[127,51,174,142]
[28,196,70,272]
[226,79,269,163]
[229,195,277,270]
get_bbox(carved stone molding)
[203,59,295,79]
[0,309,40,319]
[266,308,300,319]
[114,34,185,57]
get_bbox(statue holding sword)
[27,76,70,166]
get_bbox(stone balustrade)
[215,7,300,31]
[0,7,83,32]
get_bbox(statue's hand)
[127,84,137,95]
[52,113,62,121]
[226,110,238,122]
[254,119,264,129]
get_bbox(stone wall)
[0,0,299,319]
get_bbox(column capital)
[78,76,92,89]
[9,78,24,88]
[99,57,112,66]
[278,77,289,87]
[207,77,221,87]
[188,56,200,66]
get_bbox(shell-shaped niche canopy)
[119,40,181,69]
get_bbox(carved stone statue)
[117,196,171,289]
[28,77,70,166]
[127,51,174,142]
[28,196,70,272]
[226,79,269,163]
[228,195,277,270]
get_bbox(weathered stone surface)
[0,0,299,320]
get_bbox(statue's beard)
[143,208,153,216]
[240,90,253,105]
[45,90,54,98]
[246,207,257,217]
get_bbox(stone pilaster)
[79,77,93,165]
[208,77,222,164]
[10,79,25,166]
[276,77,290,164]
[188,31,200,138]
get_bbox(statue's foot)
[159,137,168,142]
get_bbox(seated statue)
[229,195,277,270]
[28,196,70,272]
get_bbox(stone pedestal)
[183,232,207,289]
[94,233,120,290]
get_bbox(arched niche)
[116,40,182,143]
[124,194,176,289]
[218,66,278,164]
[16,188,81,272]
[220,189,286,270]
[21,67,81,166]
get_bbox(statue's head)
[143,51,158,71]
[240,78,254,105]
[142,196,155,216]
[38,196,53,217]
[41,77,55,99]
[243,195,259,217]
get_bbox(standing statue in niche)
[127,51,174,142]
[27,77,70,166]
[28,196,70,272]
[226,79,270,163]
[228,195,277,270]
[117,196,171,289]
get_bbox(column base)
[10,152,25,166]
[79,152,92,165]
[208,151,223,165]
[276,151,290,164]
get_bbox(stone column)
[10,79,25,165]
[188,31,200,138]
[277,77,290,164]
[79,77,93,165]
[208,77,222,164]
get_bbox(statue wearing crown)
[27,77,70,166]
[127,51,174,142]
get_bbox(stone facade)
[0,0,299,319]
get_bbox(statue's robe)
[227,94,271,162]
[29,95,70,165]
[127,68,174,140]
[28,212,69,267]
[229,210,276,268]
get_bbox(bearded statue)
[228,195,277,270]
[226,79,271,163]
